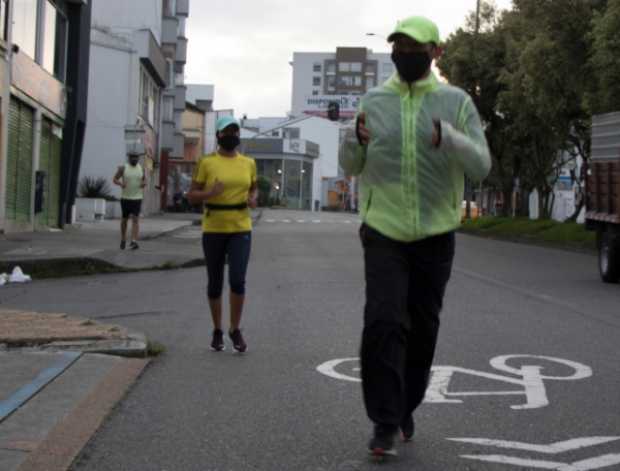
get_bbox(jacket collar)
[384,71,440,96]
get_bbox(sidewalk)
[0,212,261,279]
[0,308,150,471]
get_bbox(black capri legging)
[202,232,252,299]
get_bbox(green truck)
[586,112,620,283]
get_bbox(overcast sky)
[185,0,513,118]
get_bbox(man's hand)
[356,112,370,146]
[247,193,258,209]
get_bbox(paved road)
[3,209,619,470]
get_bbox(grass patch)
[460,217,596,251]
[146,340,166,357]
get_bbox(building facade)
[0,0,91,232]
[80,0,189,215]
[240,115,345,211]
[290,48,393,119]
[241,137,318,210]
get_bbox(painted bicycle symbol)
[316,354,592,410]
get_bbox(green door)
[6,98,34,224]
[36,119,61,228]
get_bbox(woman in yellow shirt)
[188,117,257,353]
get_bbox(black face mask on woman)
[218,135,240,151]
[391,51,432,83]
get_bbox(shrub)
[79,176,116,201]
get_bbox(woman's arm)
[187,179,224,205]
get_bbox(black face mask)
[391,51,432,83]
[218,135,240,151]
[129,158,139,166]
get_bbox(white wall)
[92,0,163,43]
[291,52,331,117]
[80,31,135,200]
[292,117,342,209]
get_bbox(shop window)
[13,0,38,58]
[42,0,68,80]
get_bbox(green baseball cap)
[216,116,240,132]
[387,16,441,45]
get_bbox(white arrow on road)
[451,437,620,470]
[459,453,620,470]
[448,437,620,454]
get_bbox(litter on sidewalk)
[0,266,32,286]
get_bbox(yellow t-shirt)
[194,152,257,233]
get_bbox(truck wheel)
[599,232,620,283]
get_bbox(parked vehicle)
[585,112,620,283]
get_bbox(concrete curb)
[35,331,149,358]
[0,256,205,280]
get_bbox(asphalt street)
[2,209,619,470]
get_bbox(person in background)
[113,151,146,250]
[340,16,491,457]
[188,116,258,353]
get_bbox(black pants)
[202,232,252,299]
[359,224,455,427]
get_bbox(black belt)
[205,203,248,212]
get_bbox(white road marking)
[316,355,593,410]
[448,437,620,454]
[459,454,620,470]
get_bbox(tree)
[587,0,620,114]
[437,2,515,215]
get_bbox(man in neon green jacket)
[340,16,491,457]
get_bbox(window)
[0,0,8,41]
[383,62,394,73]
[313,63,321,72]
[13,0,38,58]
[312,90,319,96]
[351,62,362,72]
[140,68,161,127]
[338,76,354,87]
[41,1,67,80]
[326,63,336,74]
[353,76,362,86]
[338,62,350,72]
[163,0,176,17]
[366,77,376,89]
[327,75,336,88]
[312,76,321,86]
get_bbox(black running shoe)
[130,241,139,250]
[229,328,247,353]
[120,240,126,250]
[400,414,415,442]
[368,424,397,457]
[210,329,224,352]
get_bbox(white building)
[80,0,189,216]
[241,115,344,210]
[290,48,393,119]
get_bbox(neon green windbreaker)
[340,72,491,242]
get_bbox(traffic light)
[327,101,340,121]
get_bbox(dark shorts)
[120,199,142,218]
